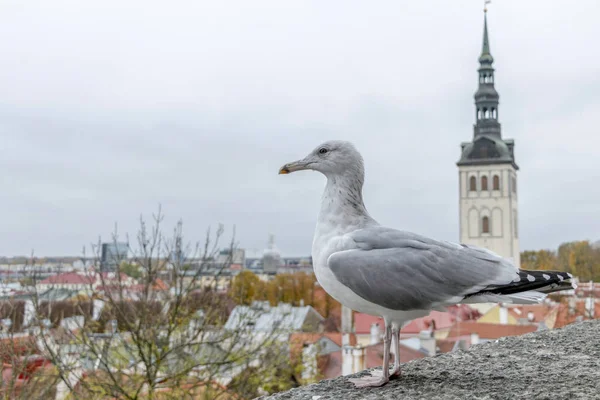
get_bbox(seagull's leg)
[390,324,401,377]
[370,323,401,378]
[348,319,391,388]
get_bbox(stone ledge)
[262,320,600,400]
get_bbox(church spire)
[474,6,501,138]
[458,3,518,170]
[479,10,493,64]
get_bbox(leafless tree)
[0,296,59,399]
[17,208,298,399]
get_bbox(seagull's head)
[279,140,364,178]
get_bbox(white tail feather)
[460,290,547,305]
[504,291,547,304]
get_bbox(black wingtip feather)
[465,270,575,298]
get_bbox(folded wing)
[327,227,571,311]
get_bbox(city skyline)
[1,0,599,256]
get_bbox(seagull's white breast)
[310,174,429,325]
[312,229,428,324]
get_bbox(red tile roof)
[318,342,425,380]
[354,307,481,335]
[151,278,169,291]
[39,272,93,285]
[364,342,426,369]
[507,304,556,323]
[553,300,600,329]
[289,332,356,363]
[446,304,483,320]
[436,338,459,354]
[401,311,455,334]
[353,313,383,334]
[40,272,135,287]
[446,321,537,340]
[319,351,343,379]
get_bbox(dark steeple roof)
[479,12,493,64]
[458,9,518,170]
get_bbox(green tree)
[230,270,261,305]
[119,262,143,279]
[520,249,558,271]
[558,240,599,282]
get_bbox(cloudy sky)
[1,0,598,257]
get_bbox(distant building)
[224,301,324,332]
[216,248,245,270]
[101,242,128,270]
[36,271,135,292]
[262,234,282,274]
[457,10,520,266]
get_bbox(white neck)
[317,174,376,234]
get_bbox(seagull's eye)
[318,148,328,155]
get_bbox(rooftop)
[224,302,324,332]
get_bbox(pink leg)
[371,324,401,378]
[390,325,401,377]
[348,320,391,388]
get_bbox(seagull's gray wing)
[328,227,521,311]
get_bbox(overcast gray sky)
[1,0,598,257]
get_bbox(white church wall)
[491,207,503,237]
[458,164,520,267]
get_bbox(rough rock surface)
[262,320,600,400]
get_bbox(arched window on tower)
[481,176,488,191]
[469,176,477,191]
[512,177,517,193]
[491,108,496,119]
[493,175,500,190]
[482,216,490,234]
[483,108,488,119]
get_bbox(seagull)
[279,140,575,388]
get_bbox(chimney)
[342,345,353,376]
[419,330,436,356]
[499,303,508,325]
[568,297,576,315]
[341,305,353,333]
[585,297,594,318]
[370,323,380,345]
[352,346,366,373]
[342,333,350,346]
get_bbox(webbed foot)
[347,374,390,388]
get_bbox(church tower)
[457,9,520,267]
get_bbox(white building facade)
[457,11,520,267]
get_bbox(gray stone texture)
[262,320,600,400]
